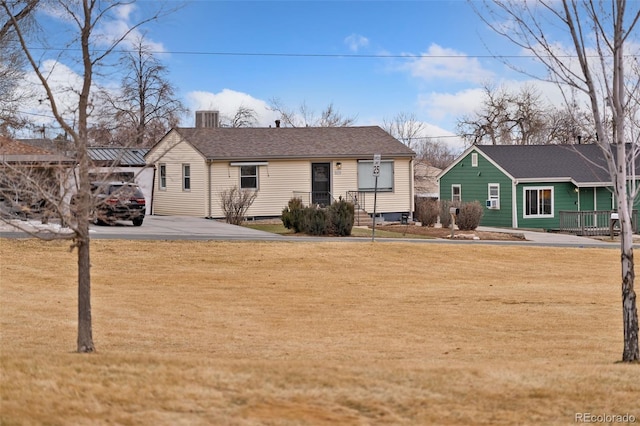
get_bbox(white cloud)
[402,43,494,84]
[344,34,369,52]
[419,88,485,124]
[21,60,85,126]
[186,89,280,127]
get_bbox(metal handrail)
[559,210,638,236]
[291,191,337,208]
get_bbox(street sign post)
[372,154,381,242]
[372,154,381,177]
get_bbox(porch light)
[336,162,342,170]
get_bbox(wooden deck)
[558,210,638,236]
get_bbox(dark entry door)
[312,163,331,206]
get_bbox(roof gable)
[168,126,415,160]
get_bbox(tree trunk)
[76,226,94,353]
[621,247,639,362]
[616,143,639,362]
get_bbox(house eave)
[205,153,415,162]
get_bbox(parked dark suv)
[91,182,146,226]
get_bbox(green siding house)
[437,144,640,231]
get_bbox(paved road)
[0,215,627,247]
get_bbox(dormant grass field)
[1,238,638,425]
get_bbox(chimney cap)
[275,119,281,128]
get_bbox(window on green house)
[524,187,553,217]
[452,184,461,202]
[488,183,500,209]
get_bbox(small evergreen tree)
[328,198,355,236]
[304,207,328,235]
[281,197,305,233]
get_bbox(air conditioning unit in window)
[486,199,500,209]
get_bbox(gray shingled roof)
[172,126,415,160]
[475,144,616,184]
[88,147,149,166]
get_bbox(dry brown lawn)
[1,238,638,425]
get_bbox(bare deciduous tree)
[382,113,457,168]
[382,112,425,151]
[93,36,186,147]
[0,0,38,135]
[415,138,458,169]
[457,83,556,145]
[475,0,639,362]
[2,0,169,353]
[219,185,258,225]
[269,98,356,127]
[220,105,258,128]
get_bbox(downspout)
[409,157,414,220]
[150,165,156,216]
[512,179,518,228]
[207,160,212,218]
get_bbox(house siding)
[210,160,312,218]
[517,182,577,229]
[206,158,413,218]
[438,149,513,227]
[149,134,208,217]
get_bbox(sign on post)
[371,154,381,241]
[372,154,381,177]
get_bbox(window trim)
[159,163,166,190]
[487,183,500,209]
[523,186,554,218]
[357,159,394,192]
[451,184,461,202]
[182,163,191,191]
[240,164,259,190]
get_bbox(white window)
[452,184,461,202]
[487,183,500,209]
[358,160,393,191]
[524,187,553,217]
[159,164,166,190]
[471,152,478,167]
[240,165,258,190]
[182,164,191,191]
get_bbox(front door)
[312,163,331,206]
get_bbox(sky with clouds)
[17,0,604,153]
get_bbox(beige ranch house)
[145,125,416,221]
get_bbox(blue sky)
[24,0,548,152]
[150,1,516,135]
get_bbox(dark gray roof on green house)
[475,144,615,184]
[169,126,415,160]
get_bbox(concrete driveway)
[87,215,285,241]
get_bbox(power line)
[23,45,612,60]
